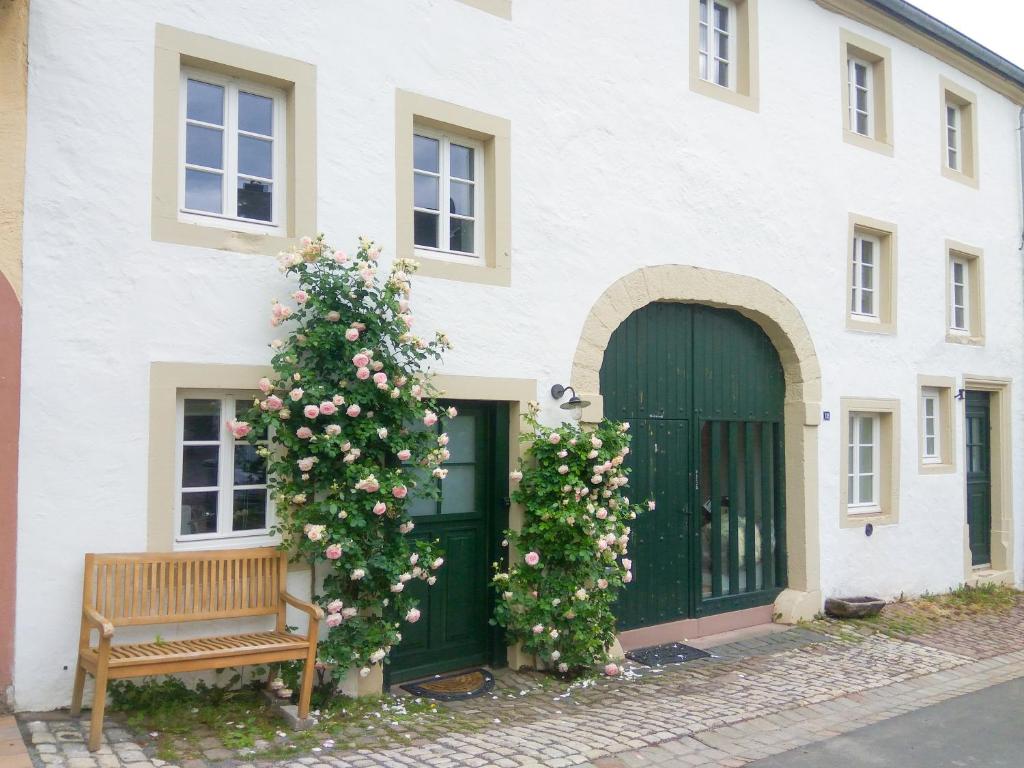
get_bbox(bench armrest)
[281,591,325,621]
[83,607,115,639]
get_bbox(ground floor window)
[847,412,880,513]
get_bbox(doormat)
[625,642,711,667]
[399,668,495,701]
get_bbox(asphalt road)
[748,677,1024,767]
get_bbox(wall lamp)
[550,384,591,417]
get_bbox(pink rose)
[326,599,343,614]
[289,388,304,401]
[532,624,544,635]
[623,571,633,583]
[326,311,341,322]
[597,578,608,589]
[345,328,359,341]
[325,544,342,560]
[333,249,348,263]
[265,395,283,411]
[319,401,337,416]
[399,521,414,534]
[524,551,540,566]
[549,432,561,445]
[596,508,608,520]
[296,426,313,440]
[346,404,361,417]
[510,470,523,481]
[405,608,421,623]
[325,613,342,628]
[557,465,569,475]
[303,404,320,419]
[332,394,345,406]
[342,606,357,618]
[325,424,341,436]
[397,449,412,461]
[291,290,308,303]
[372,372,388,386]
[297,457,315,472]
[356,367,370,380]
[392,485,408,499]
[604,663,620,676]
[258,377,272,394]
[446,406,458,418]
[373,502,387,516]
[647,500,656,511]
[352,353,370,367]
[226,420,251,439]
[423,411,438,427]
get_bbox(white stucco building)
[5,0,1024,710]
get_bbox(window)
[946,241,984,344]
[839,30,892,155]
[846,216,896,334]
[413,128,484,259]
[152,25,317,255]
[940,77,979,187]
[698,0,734,88]
[395,89,511,287]
[921,388,940,463]
[176,393,272,545]
[689,0,759,111]
[840,398,900,527]
[847,412,879,512]
[850,232,879,320]
[847,57,873,137]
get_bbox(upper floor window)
[920,387,940,464]
[847,57,873,137]
[698,0,734,88]
[940,77,979,187]
[950,257,969,333]
[176,393,273,547]
[945,103,961,170]
[850,231,879,320]
[180,70,285,233]
[413,128,484,259]
[945,241,984,345]
[839,30,892,155]
[846,215,896,334]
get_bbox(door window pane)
[440,465,476,515]
[187,80,224,125]
[238,91,273,136]
[185,169,223,213]
[445,414,476,463]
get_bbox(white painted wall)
[15,0,1024,709]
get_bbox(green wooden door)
[965,391,992,566]
[601,303,786,629]
[388,402,508,683]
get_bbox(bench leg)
[87,664,109,751]
[297,650,317,720]
[70,659,87,717]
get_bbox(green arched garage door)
[600,302,787,629]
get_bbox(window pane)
[180,491,218,535]
[700,0,708,22]
[953,262,965,282]
[450,144,474,180]
[859,416,874,445]
[446,413,476,463]
[717,31,729,60]
[947,127,957,148]
[858,474,874,504]
[234,443,267,485]
[440,465,476,515]
[185,169,223,213]
[954,306,966,329]
[854,63,867,87]
[184,399,221,441]
[414,210,439,248]
[236,400,267,438]
[948,148,958,168]
[232,489,267,531]
[855,87,868,112]
[414,134,439,173]
[414,173,439,210]
[182,445,219,488]
[238,91,273,136]
[860,289,873,315]
[860,239,873,265]
[699,26,708,54]
[716,61,729,87]
[699,53,708,80]
[946,105,957,129]
[859,445,873,474]
[237,178,272,221]
[925,436,936,455]
[186,124,223,169]
[238,135,273,179]
[855,112,869,135]
[450,217,474,254]
[187,80,224,125]
[405,466,436,516]
[847,474,854,502]
[714,3,728,30]
[924,398,935,418]
[860,263,873,291]
[449,180,474,216]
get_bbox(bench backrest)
[82,548,287,626]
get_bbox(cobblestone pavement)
[17,614,1024,768]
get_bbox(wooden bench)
[71,548,323,751]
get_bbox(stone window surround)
[839,28,894,156]
[688,0,760,112]
[839,397,900,528]
[917,375,955,474]
[455,0,510,19]
[945,240,985,346]
[846,213,897,335]
[940,76,979,188]
[152,24,317,256]
[395,89,511,287]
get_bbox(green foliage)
[240,235,453,675]
[491,405,647,675]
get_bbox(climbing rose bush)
[492,404,648,676]
[239,234,454,679]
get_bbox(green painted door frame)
[387,401,509,684]
[601,303,787,630]
[965,390,992,567]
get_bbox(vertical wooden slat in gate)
[773,422,787,587]
[744,422,757,591]
[760,423,775,589]
[727,422,740,595]
[710,421,723,597]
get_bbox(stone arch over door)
[572,265,823,621]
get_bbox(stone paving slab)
[15,615,1024,768]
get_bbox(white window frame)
[847,56,874,137]
[848,412,880,514]
[698,0,736,89]
[412,125,485,263]
[945,101,961,171]
[850,232,880,321]
[921,388,940,464]
[178,67,286,235]
[950,256,969,333]
[174,391,275,550]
